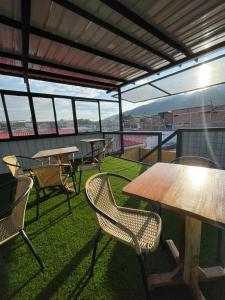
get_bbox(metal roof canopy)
[0,0,225,91]
[116,53,225,102]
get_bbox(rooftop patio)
[0,156,223,300]
[1,1,225,299]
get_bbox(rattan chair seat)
[85,173,161,254]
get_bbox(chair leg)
[43,188,47,198]
[19,229,45,271]
[64,187,71,214]
[217,228,223,263]
[71,173,77,194]
[137,254,151,300]
[88,228,102,277]
[78,170,82,194]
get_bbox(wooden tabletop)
[80,138,105,143]
[123,162,225,227]
[32,146,79,159]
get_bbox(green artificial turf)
[0,156,224,300]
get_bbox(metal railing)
[103,131,163,161]
[104,128,225,169]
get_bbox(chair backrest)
[32,164,63,188]
[2,155,23,176]
[85,173,118,224]
[171,156,217,168]
[0,176,33,245]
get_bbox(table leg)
[148,216,225,298]
[183,216,205,299]
[183,216,202,283]
[90,142,94,162]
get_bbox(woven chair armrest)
[3,161,21,168]
[115,221,141,253]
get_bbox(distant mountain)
[123,84,225,116]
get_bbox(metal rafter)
[100,0,191,56]
[0,15,151,72]
[52,0,174,63]
[0,50,126,83]
[20,0,31,91]
[0,63,117,89]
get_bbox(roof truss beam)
[52,0,174,63]
[0,62,117,89]
[20,0,31,91]
[0,50,126,83]
[100,0,191,56]
[0,15,151,73]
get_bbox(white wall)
[0,133,103,174]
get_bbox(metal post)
[118,87,124,154]
[157,132,162,162]
[72,98,78,134]
[28,92,38,135]
[98,100,102,132]
[1,93,12,137]
[176,129,182,158]
[52,97,59,134]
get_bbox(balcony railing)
[104,128,225,169]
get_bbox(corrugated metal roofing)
[0,0,225,90]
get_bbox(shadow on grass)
[26,196,82,227]
[7,270,41,300]
[34,234,97,300]
[67,237,112,300]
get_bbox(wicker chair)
[32,164,73,219]
[52,154,77,194]
[0,176,45,270]
[2,155,41,177]
[171,155,217,168]
[85,172,162,299]
[77,146,106,193]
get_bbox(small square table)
[80,138,105,162]
[123,162,225,300]
[32,146,79,161]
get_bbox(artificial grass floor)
[0,156,225,300]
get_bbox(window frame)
[75,99,101,134]
[0,89,119,142]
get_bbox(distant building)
[123,103,225,131]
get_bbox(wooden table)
[32,146,79,160]
[81,138,105,162]
[123,162,225,300]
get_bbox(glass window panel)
[76,101,100,132]
[100,102,120,132]
[33,97,56,135]
[0,96,9,139]
[0,75,27,91]
[29,79,116,100]
[54,98,75,135]
[4,95,34,137]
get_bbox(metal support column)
[118,87,124,154]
